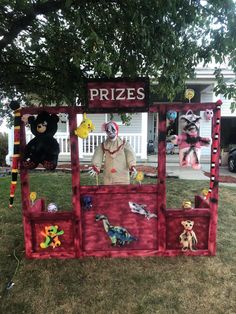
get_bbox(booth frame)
[19,100,221,259]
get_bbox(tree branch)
[0,0,68,52]
[0,60,59,73]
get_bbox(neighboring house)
[6,64,236,165]
[149,63,236,157]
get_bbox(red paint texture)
[81,190,158,251]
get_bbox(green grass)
[1,172,236,313]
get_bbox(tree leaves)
[0,0,235,108]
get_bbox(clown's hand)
[130,166,137,179]
[88,166,100,177]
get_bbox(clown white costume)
[89,121,137,184]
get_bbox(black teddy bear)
[23,111,60,170]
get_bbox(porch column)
[6,126,14,166]
[76,114,83,159]
[141,112,148,160]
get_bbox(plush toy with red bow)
[179,220,197,251]
[89,121,136,184]
[171,110,211,169]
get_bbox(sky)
[0,119,9,134]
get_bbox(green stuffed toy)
[40,225,64,249]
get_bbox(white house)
[6,64,236,165]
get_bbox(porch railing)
[26,132,143,158]
[82,133,142,157]
[26,132,71,155]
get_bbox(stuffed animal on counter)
[74,113,95,139]
[89,121,137,184]
[179,220,197,251]
[182,200,192,209]
[81,195,93,210]
[22,111,60,170]
[204,109,213,121]
[171,110,211,169]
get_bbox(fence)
[26,132,143,158]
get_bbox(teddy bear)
[171,110,211,169]
[22,111,60,170]
[179,220,197,251]
[40,225,64,249]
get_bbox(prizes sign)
[87,78,149,112]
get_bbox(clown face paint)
[105,121,118,141]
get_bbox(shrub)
[0,133,8,166]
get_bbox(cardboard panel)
[81,192,158,251]
[31,218,75,254]
[166,215,210,250]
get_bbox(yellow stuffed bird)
[74,113,95,139]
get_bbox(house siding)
[199,91,213,156]
[120,113,142,133]
[84,112,142,133]
[148,113,154,142]
[77,112,146,160]
[84,113,106,131]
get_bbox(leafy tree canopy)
[0,0,235,117]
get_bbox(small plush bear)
[179,220,198,251]
[40,225,64,249]
[23,111,60,170]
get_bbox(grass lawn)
[0,171,236,314]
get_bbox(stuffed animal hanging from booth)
[171,110,211,169]
[89,121,137,184]
[22,111,60,170]
[204,109,214,121]
[74,113,95,139]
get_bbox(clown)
[89,121,137,184]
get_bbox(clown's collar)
[102,137,125,155]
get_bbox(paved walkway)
[2,154,236,187]
[139,154,236,187]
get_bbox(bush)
[0,133,8,166]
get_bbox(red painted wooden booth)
[17,99,221,259]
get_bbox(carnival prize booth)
[9,78,222,259]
